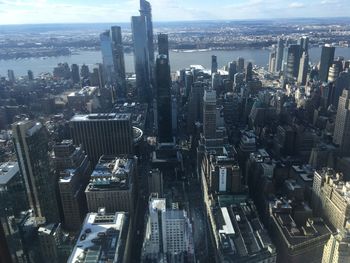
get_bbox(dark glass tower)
[275,38,284,72]
[211,55,218,74]
[319,45,336,82]
[140,0,154,66]
[111,26,126,97]
[246,62,253,82]
[132,15,151,102]
[158,33,169,58]
[12,121,59,223]
[155,55,172,143]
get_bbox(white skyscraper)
[142,194,194,262]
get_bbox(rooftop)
[0,162,19,185]
[68,210,128,263]
[70,113,131,122]
[87,156,135,192]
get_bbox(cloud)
[288,2,305,8]
[321,0,339,3]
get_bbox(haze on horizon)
[0,0,349,25]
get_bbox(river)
[0,47,349,78]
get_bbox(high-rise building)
[141,194,194,262]
[299,36,309,54]
[322,229,350,263]
[155,55,172,143]
[38,223,63,263]
[70,113,134,165]
[27,70,34,81]
[52,140,91,231]
[298,51,309,85]
[7,70,15,83]
[158,33,169,58]
[71,64,80,84]
[328,63,340,83]
[211,55,218,74]
[275,38,284,72]
[12,121,59,223]
[333,90,350,154]
[312,168,350,230]
[147,169,163,197]
[237,57,244,73]
[132,15,151,102]
[187,82,204,133]
[246,61,253,81]
[100,30,115,83]
[286,44,301,79]
[228,61,237,81]
[67,209,131,263]
[269,51,276,73]
[80,64,90,80]
[203,89,217,139]
[85,155,137,214]
[319,45,336,82]
[140,0,154,67]
[111,26,126,97]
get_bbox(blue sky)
[0,0,348,25]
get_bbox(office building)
[27,70,34,81]
[155,55,172,143]
[298,51,309,85]
[328,63,340,83]
[38,223,63,263]
[111,26,126,97]
[131,15,151,102]
[203,89,217,139]
[140,0,155,67]
[12,120,59,223]
[8,70,15,83]
[71,64,80,84]
[0,221,12,263]
[0,162,27,216]
[80,64,90,79]
[67,209,131,263]
[100,30,115,83]
[211,55,218,74]
[228,61,237,81]
[158,33,169,58]
[333,89,350,154]
[70,113,133,165]
[312,168,350,230]
[237,57,244,73]
[284,44,301,79]
[141,194,195,262]
[319,45,336,82]
[299,36,309,54]
[269,51,276,73]
[269,198,332,263]
[85,155,137,214]
[275,38,284,72]
[322,229,350,263]
[246,61,253,81]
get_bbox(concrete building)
[297,51,309,85]
[85,155,137,214]
[322,229,350,263]
[333,89,350,154]
[319,45,335,82]
[203,89,217,139]
[70,113,133,165]
[269,198,332,263]
[312,168,350,230]
[13,120,59,223]
[141,194,195,262]
[67,209,131,263]
[38,223,63,263]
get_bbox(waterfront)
[0,47,350,77]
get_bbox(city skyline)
[0,0,349,25]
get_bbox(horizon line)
[1,16,350,27]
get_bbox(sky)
[0,0,349,25]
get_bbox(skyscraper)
[71,64,80,84]
[228,61,237,81]
[298,52,309,85]
[203,89,217,139]
[211,55,218,74]
[237,57,245,73]
[319,45,336,82]
[111,26,126,97]
[140,0,155,67]
[132,15,151,102]
[155,55,172,143]
[13,121,59,223]
[333,89,350,154]
[269,51,276,73]
[275,38,284,72]
[158,33,169,58]
[70,113,134,165]
[246,62,253,81]
[100,30,115,83]
[299,36,309,55]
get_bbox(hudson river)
[0,48,350,77]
